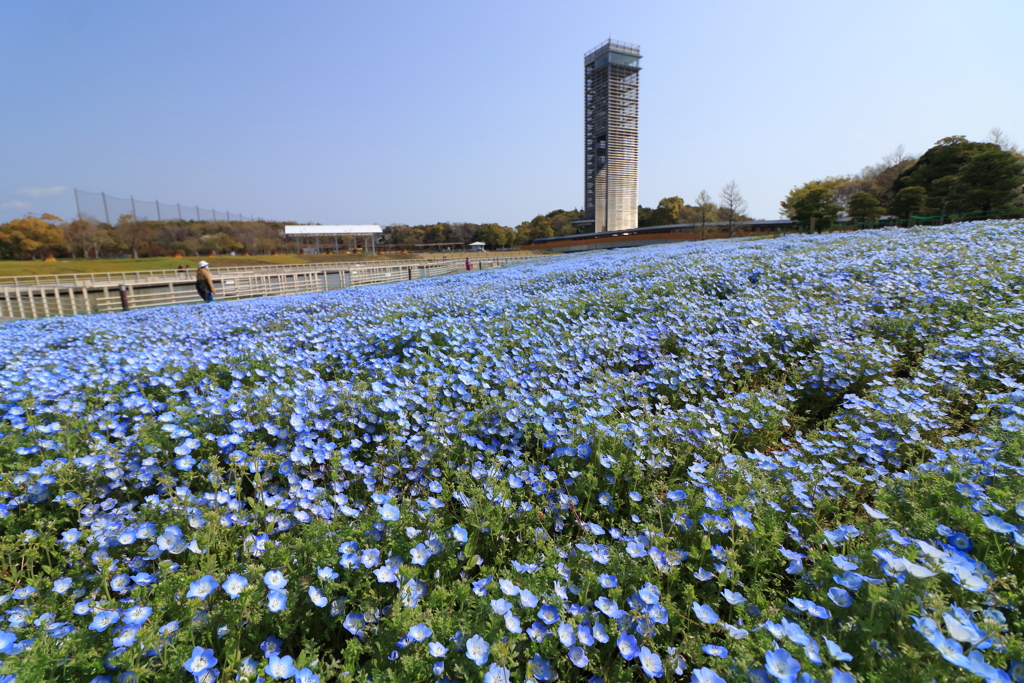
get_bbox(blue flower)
[692,603,719,625]
[639,646,664,678]
[824,637,853,662]
[528,653,553,681]
[308,586,328,608]
[184,646,217,675]
[618,632,640,661]
[263,570,288,590]
[691,667,726,683]
[295,668,320,683]
[595,596,625,619]
[378,503,400,521]
[765,648,801,683]
[188,573,220,602]
[948,532,973,552]
[222,573,248,599]
[360,549,381,568]
[831,669,855,683]
[122,606,152,626]
[11,586,35,600]
[598,573,618,588]
[983,515,1016,534]
[407,623,432,642]
[484,662,510,683]
[828,587,852,608]
[569,645,589,668]
[537,604,560,625]
[342,613,364,636]
[702,644,728,658]
[861,503,889,519]
[89,611,120,632]
[519,588,539,608]
[465,634,490,666]
[265,654,296,679]
[722,589,745,605]
[267,590,288,613]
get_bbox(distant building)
[469,242,486,252]
[283,225,382,254]
[579,39,641,234]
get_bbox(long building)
[580,39,641,233]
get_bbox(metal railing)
[0,254,538,288]
[0,255,541,320]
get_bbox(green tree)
[648,196,685,226]
[847,192,883,223]
[889,186,927,219]
[475,223,514,250]
[637,205,656,227]
[944,150,1024,215]
[789,187,839,231]
[892,136,999,213]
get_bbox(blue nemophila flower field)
[1,221,1024,683]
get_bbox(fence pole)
[131,196,138,222]
[102,192,111,224]
[197,206,201,221]
[156,201,161,221]
[74,189,82,221]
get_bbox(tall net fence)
[74,189,262,224]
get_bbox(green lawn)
[0,251,499,277]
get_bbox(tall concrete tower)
[582,39,641,233]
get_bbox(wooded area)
[780,129,1024,228]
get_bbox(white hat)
[198,261,208,268]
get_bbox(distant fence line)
[74,189,263,225]
[0,254,541,320]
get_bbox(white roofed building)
[283,225,382,254]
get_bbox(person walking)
[195,261,216,303]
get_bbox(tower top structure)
[583,39,642,68]
[581,39,641,234]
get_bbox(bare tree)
[882,144,912,168]
[694,189,716,240]
[114,214,150,259]
[63,220,89,259]
[719,181,748,238]
[987,127,1021,155]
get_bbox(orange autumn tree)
[0,214,67,259]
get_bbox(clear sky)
[2,0,1022,226]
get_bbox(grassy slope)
[0,251,507,277]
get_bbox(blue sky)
[2,0,1021,226]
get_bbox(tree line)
[382,181,755,250]
[781,129,1024,229]
[0,214,289,261]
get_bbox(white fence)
[0,255,537,320]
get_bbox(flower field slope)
[2,220,1024,683]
